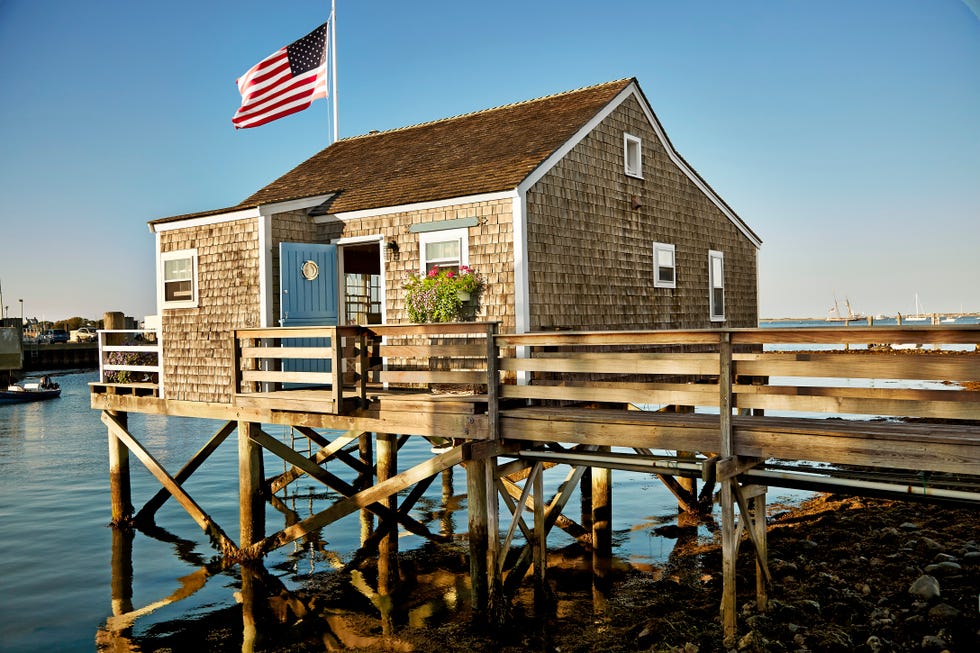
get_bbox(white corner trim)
[512,192,530,335]
[258,213,272,328]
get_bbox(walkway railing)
[232,322,498,413]
[98,329,162,392]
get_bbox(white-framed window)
[624,133,643,178]
[419,227,469,273]
[160,249,198,309]
[708,250,725,321]
[653,242,676,289]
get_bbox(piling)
[104,311,132,524]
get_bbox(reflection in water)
[91,438,720,652]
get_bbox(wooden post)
[591,449,612,614]
[467,452,490,617]
[238,421,265,549]
[718,331,739,646]
[376,431,397,634]
[104,311,132,525]
[359,433,374,545]
[750,488,769,612]
[532,460,549,616]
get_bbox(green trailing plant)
[404,265,482,323]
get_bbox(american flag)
[232,22,329,129]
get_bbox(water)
[0,370,699,652]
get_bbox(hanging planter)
[404,265,482,323]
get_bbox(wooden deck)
[90,322,980,644]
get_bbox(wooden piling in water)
[376,433,398,599]
[238,421,265,548]
[104,311,132,525]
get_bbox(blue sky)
[1,0,977,322]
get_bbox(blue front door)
[280,242,338,327]
[280,243,338,381]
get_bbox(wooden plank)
[731,326,980,346]
[500,356,719,375]
[496,330,722,347]
[376,370,487,385]
[735,352,980,381]
[240,346,334,359]
[93,393,491,439]
[499,414,719,451]
[240,370,337,385]
[376,343,487,358]
[733,389,980,420]
[500,383,717,407]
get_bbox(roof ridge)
[340,78,634,142]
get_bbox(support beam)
[137,421,236,522]
[101,411,238,556]
[239,421,265,549]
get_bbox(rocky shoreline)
[400,494,980,652]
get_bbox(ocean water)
[0,370,704,652]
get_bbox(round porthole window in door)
[301,260,319,281]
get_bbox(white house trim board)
[150,206,262,233]
[512,192,530,335]
[258,213,272,328]
[320,190,518,223]
[148,194,334,234]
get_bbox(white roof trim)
[151,206,261,233]
[318,190,518,223]
[518,81,761,249]
[149,194,334,233]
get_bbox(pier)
[89,323,980,645]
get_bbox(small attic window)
[624,133,643,178]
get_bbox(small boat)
[827,295,864,322]
[0,377,61,404]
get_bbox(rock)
[919,634,948,651]
[923,561,961,575]
[927,602,961,624]
[908,575,940,600]
[899,522,919,531]
[918,536,943,552]
[962,551,980,565]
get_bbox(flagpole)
[331,0,338,144]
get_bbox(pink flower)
[428,267,439,277]
[446,270,455,278]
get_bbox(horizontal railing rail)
[98,329,162,389]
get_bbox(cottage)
[149,78,761,402]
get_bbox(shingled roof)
[152,78,633,225]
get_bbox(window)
[161,249,198,308]
[708,250,725,321]
[653,242,676,288]
[419,227,469,273]
[624,133,643,178]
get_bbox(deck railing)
[232,322,499,412]
[98,329,163,391]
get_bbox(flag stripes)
[232,22,329,129]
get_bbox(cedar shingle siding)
[526,95,757,330]
[149,78,760,402]
[159,218,260,402]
